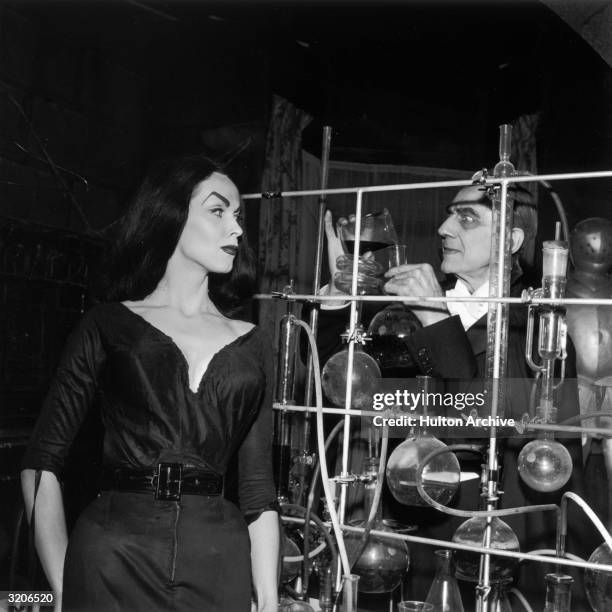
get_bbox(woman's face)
[176,172,243,274]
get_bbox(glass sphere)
[345,520,410,593]
[517,438,573,493]
[280,528,303,583]
[366,304,422,374]
[452,516,520,582]
[385,434,461,506]
[585,543,612,611]
[321,347,381,409]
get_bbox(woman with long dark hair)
[21,155,280,611]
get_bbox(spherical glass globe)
[517,438,573,493]
[452,516,520,583]
[321,347,381,409]
[585,543,612,611]
[366,304,422,375]
[385,434,461,507]
[345,520,410,593]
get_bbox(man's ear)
[511,227,525,254]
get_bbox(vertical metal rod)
[335,189,364,591]
[477,179,513,612]
[301,127,333,502]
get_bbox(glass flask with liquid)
[345,457,410,593]
[452,511,520,583]
[424,549,464,612]
[585,543,612,611]
[321,326,381,409]
[385,379,460,507]
[366,304,422,377]
[543,573,573,612]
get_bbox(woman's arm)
[248,510,280,612]
[21,469,68,607]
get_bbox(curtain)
[258,95,312,339]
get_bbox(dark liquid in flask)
[343,240,390,255]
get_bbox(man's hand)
[323,210,346,295]
[323,211,374,296]
[384,263,450,326]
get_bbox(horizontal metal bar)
[244,170,612,200]
[526,423,612,436]
[254,293,612,306]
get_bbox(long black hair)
[102,155,256,317]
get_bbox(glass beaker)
[338,208,398,255]
[424,549,464,612]
[585,543,612,611]
[543,573,573,612]
[452,515,520,583]
[397,602,434,612]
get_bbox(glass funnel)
[452,516,520,583]
[345,457,410,594]
[424,549,464,612]
[321,333,381,409]
[585,543,612,611]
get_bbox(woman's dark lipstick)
[221,245,238,256]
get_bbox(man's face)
[437,188,492,291]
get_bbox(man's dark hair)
[452,183,538,268]
[102,155,256,317]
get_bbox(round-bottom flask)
[585,543,612,611]
[517,437,573,493]
[452,516,520,583]
[321,343,381,409]
[345,458,410,593]
[386,433,461,506]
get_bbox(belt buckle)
[155,463,182,501]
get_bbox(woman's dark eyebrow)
[202,191,230,207]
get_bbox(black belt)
[101,463,223,501]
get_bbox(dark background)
[0,0,611,594]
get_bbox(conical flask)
[345,457,410,593]
[489,578,513,612]
[424,549,464,612]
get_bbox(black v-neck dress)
[22,303,277,611]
